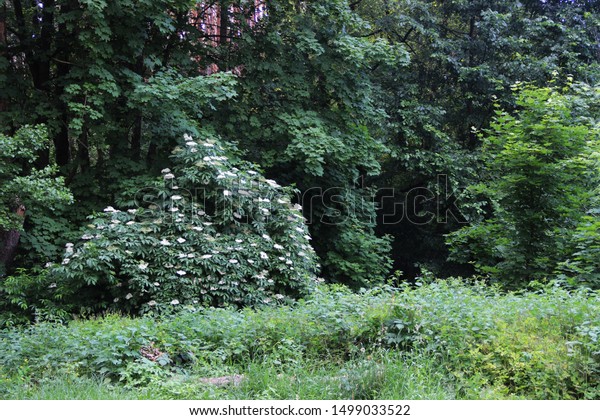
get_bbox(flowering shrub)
[54,135,319,313]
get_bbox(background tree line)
[0,0,599,320]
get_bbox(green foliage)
[4,0,598,283]
[559,212,600,289]
[0,126,73,275]
[0,126,73,231]
[382,280,600,399]
[461,318,596,399]
[358,0,600,277]
[323,223,393,289]
[208,0,401,286]
[16,203,82,271]
[2,280,599,399]
[1,374,148,400]
[129,70,238,158]
[0,284,389,385]
[2,2,600,402]
[0,352,452,400]
[53,134,319,313]
[448,82,600,287]
[0,268,70,328]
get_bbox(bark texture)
[0,205,26,275]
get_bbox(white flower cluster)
[217,170,237,179]
[203,156,228,163]
[58,132,318,312]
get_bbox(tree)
[447,81,600,287]
[355,0,600,277]
[206,0,405,286]
[0,1,246,269]
[0,125,73,276]
[4,0,599,288]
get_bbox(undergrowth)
[1,280,599,400]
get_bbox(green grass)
[1,280,599,400]
[1,352,454,400]
[1,374,148,400]
[226,353,453,400]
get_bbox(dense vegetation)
[2,281,599,400]
[1,0,599,400]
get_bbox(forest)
[0,0,599,400]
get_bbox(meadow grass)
[1,280,598,400]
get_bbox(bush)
[0,268,70,327]
[0,285,394,384]
[52,134,319,314]
[462,318,593,399]
[383,280,600,398]
[558,211,600,290]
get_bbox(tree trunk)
[219,2,229,45]
[77,124,90,172]
[54,111,71,166]
[0,204,26,276]
[14,0,70,167]
[130,56,144,161]
[0,3,5,45]
[466,15,477,149]
[54,4,72,168]
[131,114,143,161]
[146,142,157,166]
[0,2,7,114]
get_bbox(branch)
[401,27,414,43]
[51,57,76,66]
[359,29,383,38]
[349,0,364,11]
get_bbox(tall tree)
[0,0,238,269]
[447,82,600,287]
[356,0,600,277]
[207,0,406,286]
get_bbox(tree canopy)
[1,0,599,320]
